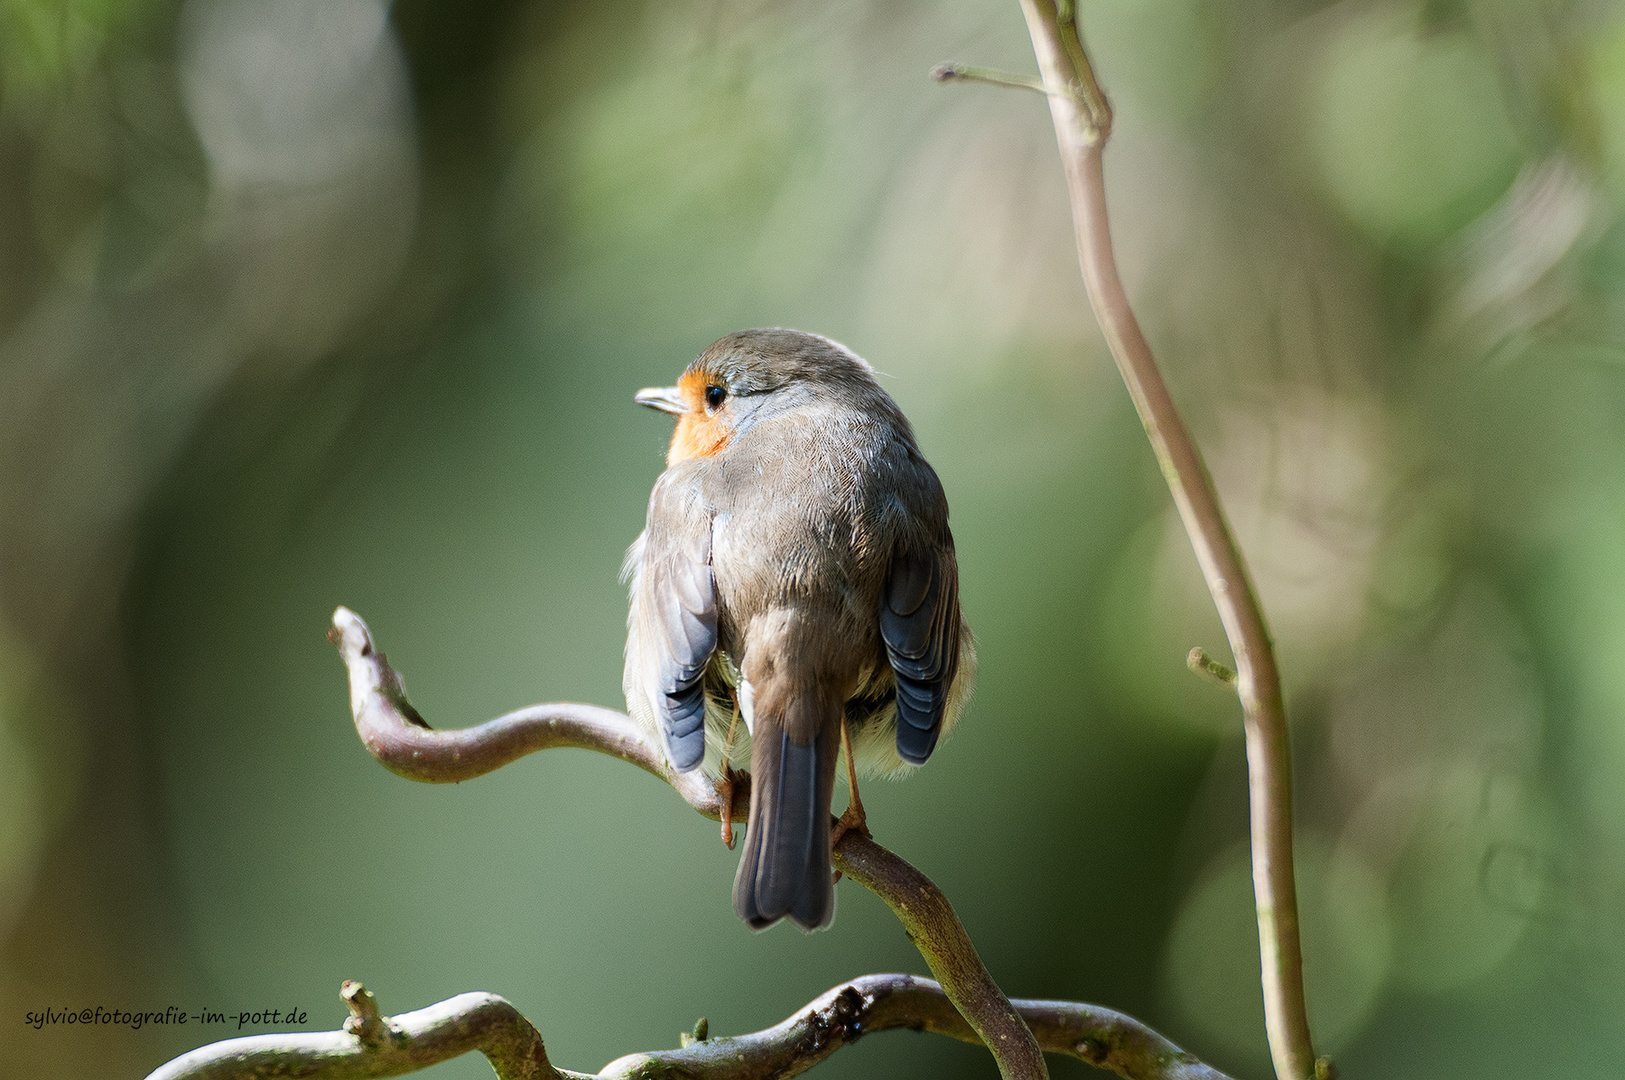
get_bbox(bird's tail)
[733,696,840,932]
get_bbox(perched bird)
[623,328,974,932]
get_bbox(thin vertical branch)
[1006,3,1319,1078]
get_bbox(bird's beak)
[634,385,686,415]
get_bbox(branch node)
[1046,1,1113,141]
[340,981,394,1047]
[831,985,867,1040]
[1316,1056,1339,1080]
[1187,647,1238,688]
[1076,1035,1109,1064]
[679,1017,709,1047]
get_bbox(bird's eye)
[704,384,727,412]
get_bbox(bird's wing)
[879,539,961,765]
[635,468,718,771]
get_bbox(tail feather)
[733,721,838,932]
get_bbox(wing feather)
[880,543,961,764]
[635,472,718,770]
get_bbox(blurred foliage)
[3,1,1625,1078]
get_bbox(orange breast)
[667,371,733,465]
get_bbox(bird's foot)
[829,802,869,885]
[831,800,870,848]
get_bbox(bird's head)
[635,328,896,467]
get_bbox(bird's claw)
[831,801,870,848]
[829,804,870,885]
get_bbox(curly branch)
[144,980,566,1080]
[148,976,1237,1080]
[328,606,1046,1078]
[324,608,1255,1080]
[328,607,729,816]
[833,833,1047,1079]
[149,598,1248,1080]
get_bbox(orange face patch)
[667,369,732,465]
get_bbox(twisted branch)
[833,833,1047,1078]
[328,607,729,815]
[328,606,1043,1079]
[316,607,1243,1080]
[145,981,564,1080]
[147,607,1247,1080]
[147,976,1237,1080]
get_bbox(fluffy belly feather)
[684,640,975,784]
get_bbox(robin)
[624,328,975,931]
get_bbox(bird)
[622,328,975,932]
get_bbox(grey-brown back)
[626,329,966,932]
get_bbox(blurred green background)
[2,0,1623,1077]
